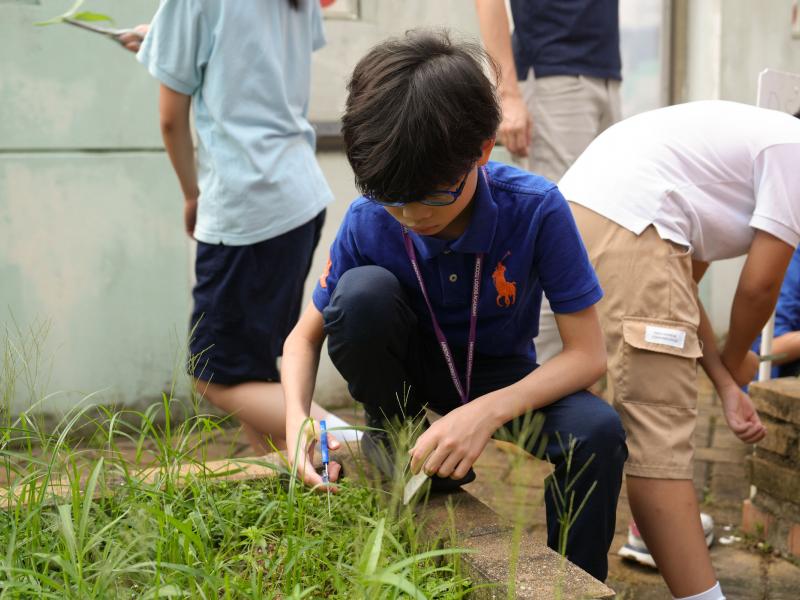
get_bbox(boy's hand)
[717,382,766,444]
[184,196,198,238]
[722,349,760,387]
[409,402,495,480]
[285,415,342,491]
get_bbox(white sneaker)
[701,512,715,546]
[618,513,714,569]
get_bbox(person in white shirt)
[537,100,800,600]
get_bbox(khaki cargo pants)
[571,203,703,479]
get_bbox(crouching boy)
[282,29,627,581]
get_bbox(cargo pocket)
[617,316,703,477]
[618,316,702,409]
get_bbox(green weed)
[0,331,473,599]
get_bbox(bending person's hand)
[718,382,766,444]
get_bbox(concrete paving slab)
[711,544,767,598]
[461,531,614,599]
[765,556,800,599]
[418,491,512,542]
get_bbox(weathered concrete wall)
[743,378,800,558]
[0,0,679,416]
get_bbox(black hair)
[341,28,501,204]
[289,0,299,10]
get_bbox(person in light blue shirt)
[137,0,337,454]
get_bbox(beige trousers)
[526,72,622,363]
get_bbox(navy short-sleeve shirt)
[510,0,621,81]
[313,162,602,362]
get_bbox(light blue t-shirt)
[138,0,334,245]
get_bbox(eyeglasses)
[369,169,471,207]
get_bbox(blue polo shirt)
[313,162,602,362]
[510,0,621,81]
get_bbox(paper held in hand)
[403,471,429,505]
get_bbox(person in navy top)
[282,29,626,581]
[753,246,800,378]
[476,0,621,183]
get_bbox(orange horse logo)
[491,252,516,307]
[319,257,332,289]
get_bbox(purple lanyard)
[402,227,483,404]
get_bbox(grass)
[0,325,474,599]
[0,467,472,598]
[1,320,600,598]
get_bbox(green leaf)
[364,572,427,600]
[77,457,103,549]
[57,504,77,562]
[364,517,385,576]
[141,584,184,599]
[71,11,114,23]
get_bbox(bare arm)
[410,304,606,478]
[283,303,326,420]
[474,0,532,157]
[722,230,794,384]
[478,304,606,423]
[693,260,766,443]
[770,331,800,364]
[693,260,734,388]
[282,303,339,487]
[158,84,199,237]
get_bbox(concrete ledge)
[747,455,800,505]
[420,491,615,599]
[750,378,800,426]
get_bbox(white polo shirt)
[559,101,800,261]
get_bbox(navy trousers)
[323,266,627,581]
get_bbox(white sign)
[645,325,686,350]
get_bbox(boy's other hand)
[184,196,198,238]
[718,383,766,444]
[498,93,532,157]
[409,402,494,480]
[118,24,149,53]
[285,415,342,491]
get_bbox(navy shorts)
[189,210,325,385]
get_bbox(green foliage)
[35,1,113,26]
[0,327,472,599]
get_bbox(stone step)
[419,489,615,599]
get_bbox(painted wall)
[0,0,484,415]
